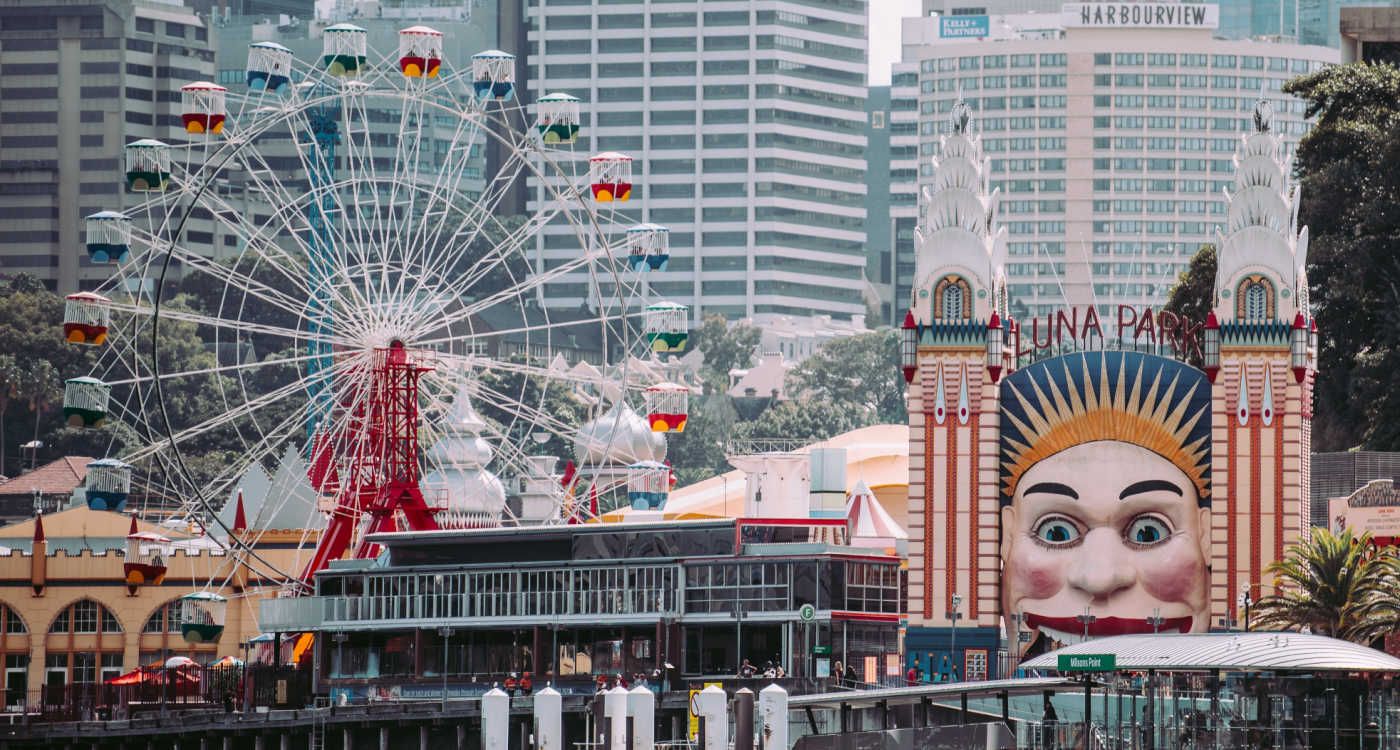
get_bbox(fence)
[15,664,312,722]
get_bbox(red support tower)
[299,341,440,587]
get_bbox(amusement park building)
[525,0,871,327]
[901,58,1318,683]
[0,502,309,710]
[887,6,1337,318]
[0,0,214,294]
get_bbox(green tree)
[787,330,907,425]
[0,354,21,477]
[667,393,738,487]
[1284,63,1400,451]
[1162,244,1217,368]
[688,314,760,392]
[1251,528,1390,642]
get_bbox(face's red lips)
[1026,613,1192,637]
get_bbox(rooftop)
[1021,632,1400,673]
[0,456,92,497]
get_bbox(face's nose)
[1066,527,1135,602]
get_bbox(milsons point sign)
[1012,304,1204,363]
[1061,2,1220,29]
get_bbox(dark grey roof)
[1020,632,1400,673]
[788,677,1077,709]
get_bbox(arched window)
[144,601,184,634]
[0,603,26,636]
[49,600,122,634]
[943,284,964,321]
[1236,275,1275,321]
[933,276,972,320]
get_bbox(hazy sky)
[869,0,923,85]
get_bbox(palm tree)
[1251,528,1391,643]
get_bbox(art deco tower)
[1205,97,1316,627]
[903,101,1009,679]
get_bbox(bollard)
[627,685,655,750]
[604,686,630,750]
[734,688,755,750]
[482,688,510,750]
[534,687,563,750]
[695,684,728,750]
[758,684,789,750]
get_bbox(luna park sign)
[1011,305,1203,363]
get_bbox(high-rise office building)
[526,0,870,327]
[890,7,1337,319]
[921,0,1400,48]
[0,0,214,293]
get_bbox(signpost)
[1057,654,1116,750]
[1058,654,1116,672]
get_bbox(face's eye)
[1124,514,1173,547]
[1032,515,1081,547]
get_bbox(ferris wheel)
[57,24,694,602]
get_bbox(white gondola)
[643,301,688,353]
[62,376,111,428]
[85,458,132,511]
[471,49,515,101]
[589,152,633,203]
[643,383,690,433]
[179,592,228,644]
[398,25,443,78]
[625,223,670,271]
[180,82,227,135]
[124,139,170,192]
[323,23,368,78]
[62,292,111,345]
[535,93,581,144]
[246,41,293,93]
[626,461,670,510]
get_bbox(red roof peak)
[32,513,45,544]
[233,489,248,533]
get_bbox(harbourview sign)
[1061,2,1219,29]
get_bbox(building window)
[1238,276,1275,321]
[0,604,25,635]
[934,276,971,320]
[50,601,122,634]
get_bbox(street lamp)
[1239,591,1253,632]
[438,626,453,710]
[1147,608,1165,635]
[948,594,964,681]
[1076,606,1096,641]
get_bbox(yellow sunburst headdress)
[999,351,1212,505]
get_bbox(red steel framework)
[300,341,440,587]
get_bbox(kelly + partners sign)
[940,14,990,38]
[1062,2,1219,29]
[1058,654,1117,672]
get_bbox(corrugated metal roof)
[789,677,1076,709]
[1021,632,1400,673]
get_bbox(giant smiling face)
[1001,440,1211,644]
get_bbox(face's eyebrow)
[1023,482,1079,500]
[1119,480,1184,500]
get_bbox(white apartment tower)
[526,0,870,326]
[893,6,1338,318]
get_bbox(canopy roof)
[1021,633,1400,673]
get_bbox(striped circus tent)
[846,479,907,550]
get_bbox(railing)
[264,564,684,629]
[11,665,311,722]
[724,437,811,456]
